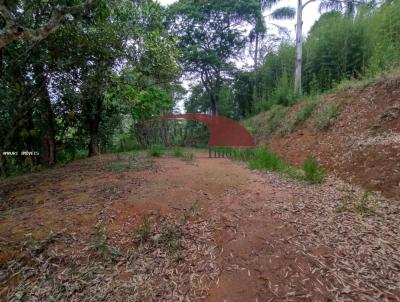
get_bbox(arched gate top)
[161,114,255,147]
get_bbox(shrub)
[303,157,325,184]
[148,145,165,157]
[313,103,339,130]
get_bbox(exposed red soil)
[255,78,400,200]
[1,153,399,301]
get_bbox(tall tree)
[167,0,262,115]
[294,0,373,95]
[250,1,295,69]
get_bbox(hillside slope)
[244,77,400,200]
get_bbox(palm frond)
[259,0,281,10]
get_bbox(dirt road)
[0,152,399,301]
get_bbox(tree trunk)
[39,84,56,166]
[254,32,259,69]
[295,0,303,96]
[88,119,100,156]
[0,90,30,176]
[210,94,218,116]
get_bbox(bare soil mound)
[246,77,400,200]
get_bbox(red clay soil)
[1,153,399,301]
[258,78,400,200]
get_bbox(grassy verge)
[226,147,325,184]
[168,147,194,161]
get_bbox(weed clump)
[303,157,325,184]
[182,151,194,161]
[355,191,375,215]
[267,105,288,135]
[137,216,151,243]
[91,226,121,261]
[289,101,318,132]
[159,223,182,254]
[313,103,339,130]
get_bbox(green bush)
[148,145,165,157]
[303,157,325,184]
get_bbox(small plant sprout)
[137,216,151,243]
[355,191,375,216]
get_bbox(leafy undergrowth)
[1,212,218,301]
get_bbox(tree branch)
[0,0,97,49]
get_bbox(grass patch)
[267,105,288,136]
[169,147,194,161]
[289,101,318,132]
[107,161,130,172]
[337,191,375,216]
[229,147,324,184]
[171,147,184,157]
[148,145,165,157]
[248,148,286,172]
[231,147,256,161]
[106,153,154,172]
[182,151,194,161]
[303,157,325,184]
[313,103,339,131]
